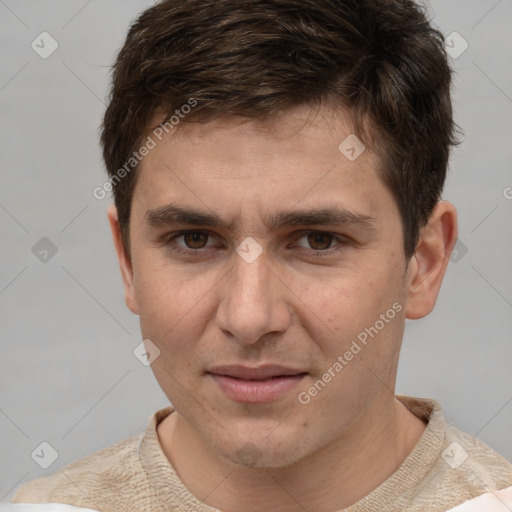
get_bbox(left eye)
[294,232,341,251]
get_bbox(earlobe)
[404,201,458,320]
[107,204,139,315]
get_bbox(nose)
[216,246,292,345]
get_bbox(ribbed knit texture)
[12,396,512,511]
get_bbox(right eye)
[166,230,219,256]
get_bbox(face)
[117,105,415,468]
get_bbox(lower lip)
[209,373,307,403]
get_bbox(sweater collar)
[138,396,445,511]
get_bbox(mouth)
[207,365,308,403]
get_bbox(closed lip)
[207,364,308,380]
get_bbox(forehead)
[139,104,376,181]
[132,104,398,234]
[147,103,367,155]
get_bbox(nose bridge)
[218,246,290,344]
[232,249,269,308]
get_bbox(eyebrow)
[144,203,376,232]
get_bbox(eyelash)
[165,230,349,257]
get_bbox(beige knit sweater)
[10,396,512,511]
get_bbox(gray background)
[1,0,511,503]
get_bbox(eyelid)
[290,230,350,252]
[167,230,218,249]
[166,229,350,257]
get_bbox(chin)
[213,432,312,469]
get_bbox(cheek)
[133,253,214,327]
[299,268,394,327]
[303,268,405,365]
[132,258,229,377]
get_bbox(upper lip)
[207,364,307,380]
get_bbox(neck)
[157,394,426,511]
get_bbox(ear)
[107,204,139,315]
[404,200,458,320]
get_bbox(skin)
[108,104,458,511]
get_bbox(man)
[6,0,512,511]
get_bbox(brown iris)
[183,232,209,249]
[306,232,333,251]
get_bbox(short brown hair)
[100,0,459,258]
